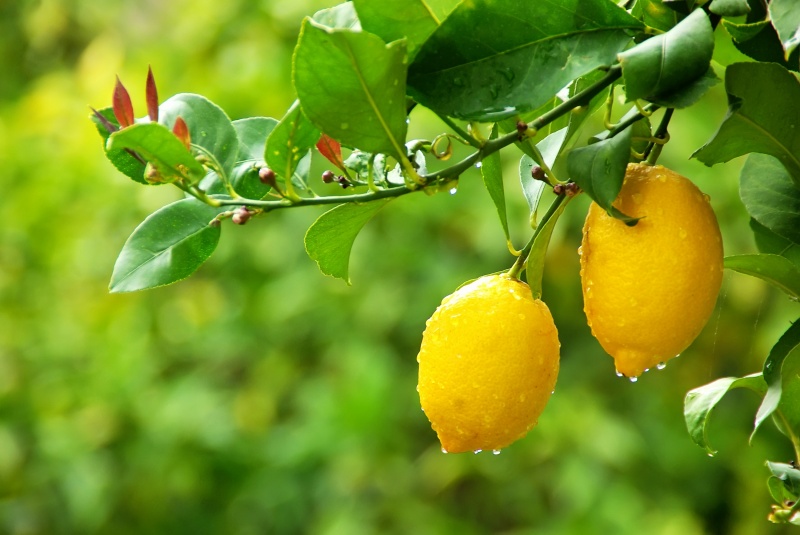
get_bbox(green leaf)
[694,63,800,187]
[662,0,696,14]
[724,254,800,299]
[566,127,637,224]
[774,341,800,441]
[158,94,239,181]
[353,0,460,60]
[304,200,392,283]
[769,0,800,59]
[630,0,680,33]
[709,0,750,17]
[266,101,320,186]
[739,154,800,243]
[312,2,361,29]
[109,198,229,293]
[750,219,800,268]
[407,0,642,121]
[618,10,714,103]
[722,19,771,43]
[645,67,720,109]
[90,107,147,184]
[107,123,206,184]
[293,20,409,161]
[768,462,800,497]
[684,374,767,455]
[230,117,278,198]
[753,321,800,438]
[480,125,509,241]
[519,155,546,226]
[526,195,570,299]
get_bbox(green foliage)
[724,255,800,299]
[739,153,800,242]
[227,118,278,198]
[480,125,510,242]
[265,101,320,194]
[110,198,229,292]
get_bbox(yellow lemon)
[417,274,560,453]
[580,163,723,379]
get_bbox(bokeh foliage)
[0,0,797,533]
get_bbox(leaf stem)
[607,103,660,138]
[644,108,674,165]
[437,114,483,149]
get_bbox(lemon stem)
[644,108,674,165]
[507,194,568,297]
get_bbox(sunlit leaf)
[266,101,320,184]
[107,123,206,184]
[694,63,800,187]
[684,374,767,455]
[90,107,147,184]
[519,155,546,226]
[110,198,229,292]
[407,0,642,121]
[709,0,750,17]
[304,200,392,283]
[312,1,361,29]
[750,219,800,266]
[724,255,800,299]
[769,0,800,59]
[630,0,680,33]
[618,10,714,103]
[294,20,409,161]
[526,195,569,299]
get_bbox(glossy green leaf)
[407,0,642,121]
[769,0,800,59]
[480,125,509,241]
[353,0,460,60]
[709,0,750,17]
[158,93,239,181]
[109,198,229,293]
[630,0,680,33]
[727,18,800,71]
[684,374,767,455]
[312,2,361,29]
[266,101,320,186]
[566,127,637,224]
[739,154,800,243]
[694,63,800,187]
[526,196,570,299]
[646,67,720,109]
[752,321,800,439]
[90,107,147,184]
[774,342,800,439]
[519,155,546,226]
[618,10,714,103]
[750,219,800,268]
[294,20,409,161]
[304,199,392,283]
[724,254,800,299]
[230,117,277,198]
[768,462,800,496]
[767,469,798,503]
[662,0,695,14]
[107,123,206,184]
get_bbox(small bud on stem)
[531,166,546,181]
[232,206,252,225]
[321,170,335,183]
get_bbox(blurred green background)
[1,1,798,534]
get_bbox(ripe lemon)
[417,274,560,453]
[580,163,723,378]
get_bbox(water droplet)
[449,187,457,195]
[643,368,650,373]
[617,319,626,327]
[441,448,448,454]
[393,79,399,86]
[551,390,555,395]
[518,313,526,320]
[473,449,482,454]
[632,193,643,204]
[616,371,623,377]
[577,246,583,256]
[453,77,465,88]
[415,385,419,392]
[679,228,687,239]
[629,376,638,383]
[674,354,681,359]
[492,449,501,455]
[703,193,711,202]
[656,362,667,370]
[657,174,666,182]
[707,453,714,457]
[489,85,499,99]
[475,162,482,169]
[341,123,349,130]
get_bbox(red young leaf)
[146,66,159,122]
[112,76,135,128]
[316,134,344,169]
[172,116,191,150]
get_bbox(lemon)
[417,274,560,453]
[580,163,723,379]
